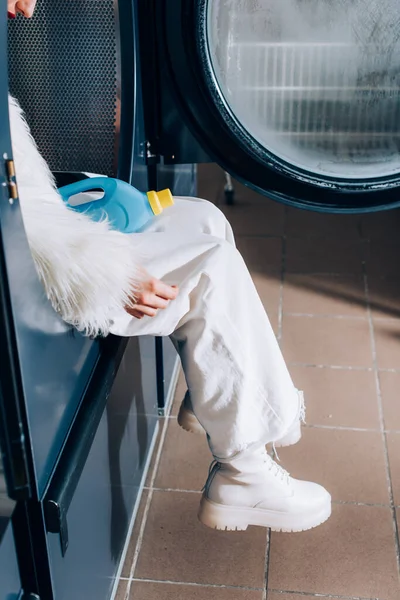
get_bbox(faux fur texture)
[8,94,144,336]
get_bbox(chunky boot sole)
[198,495,332,533]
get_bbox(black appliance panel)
[45,337,158,600]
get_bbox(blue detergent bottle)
[59,177,174,233]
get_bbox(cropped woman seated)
[6,0,331,533]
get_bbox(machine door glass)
[163,0,400,212]
[209,0,400,181]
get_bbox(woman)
[6,0,331,532]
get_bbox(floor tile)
[121,490,150,578]
[130,581,263,600]
[171,369,187,417]
[380,372,400,431]
[361,209,400,240]
[154,420,210,491]
[285,237,367,274]
[282,315,373,367]
[115,579,128,600]
[284,274,367,317]
[236,237,282,273]
[387,433,400,506]
[268,594,310,600]
[268,504,399,599]
[286,208,361,239]
[252,273,281,335]
[222,200,285,236]
[276,427,389,504]
[197,164,226,204]
[227,178,273,205]
[374,320,400,370]
[289,366,379,429]
[397,508,400,539]
[145,427,164,488]
[135,491,267,588]
[367,240,400,278]
[369,277,400,321]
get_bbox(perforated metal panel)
[8,0,120,176]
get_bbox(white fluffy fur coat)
[8,94,143,337]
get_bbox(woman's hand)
[125,273,179,319]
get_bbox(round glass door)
[207,0,400,181]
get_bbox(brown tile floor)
[116,165,400,600]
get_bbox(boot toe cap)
[291,479,331,511]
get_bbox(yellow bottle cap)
[147,188,174,215]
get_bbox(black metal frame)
[13,500,53,599]
[157,0,400,213]
[0,242,32,501]
[118,0,138,183]
[44,336,127,557]
[147,163,166,415]
[0,8,47,596]
[138,0,210,167]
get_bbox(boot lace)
[262,452,290,484]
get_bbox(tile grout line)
[144,486,200,494]
[269,589,384,600]
[290,362,400,374]
[166,415,400,435]
[288,362,374,371]
[126,577,386,599]
[363,268,400,579]
[333,499,391,508]
[303,423,400,434]
[131,577,264,591]
[284,313,368,320]
[303,424,378,433]
[263,528,271,600]
[142,487,394,509]
[285,313,400,322]
[124,415,171,599]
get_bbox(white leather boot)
[178,391,304,448]
[198,448,331,532]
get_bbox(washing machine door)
[161,0,400,212]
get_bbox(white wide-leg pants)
[110,197,298,461]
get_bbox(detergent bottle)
[59,177,174,234]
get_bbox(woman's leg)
[111,197,297,451]
[109,197,331,530]
[146,197,302,442]
[169,238,298,459]
[142,196,236,245]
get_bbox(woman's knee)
[209,238,248,278]
[180,196,230,239]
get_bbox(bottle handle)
[59,177,118,205]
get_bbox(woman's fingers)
[125,275,179,319]
[150,279,179,300]
[140,293,170,310]
[126,304,158,318]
